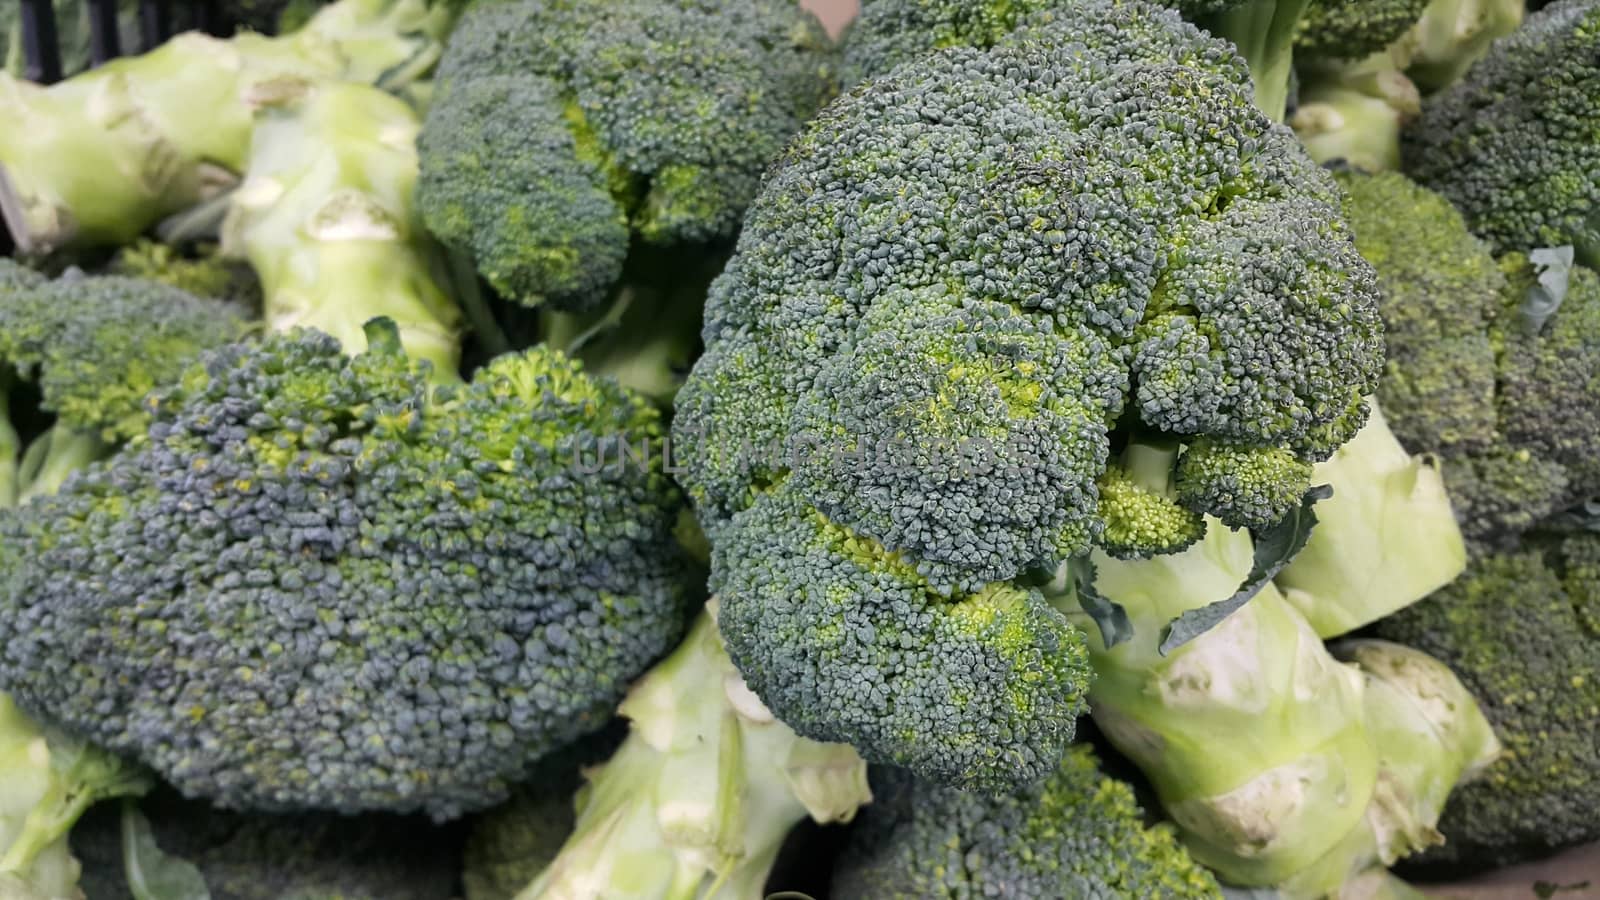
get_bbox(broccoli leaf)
[120,803,209,900]
[1159,485,1333,654]
[1073,559,1135,648]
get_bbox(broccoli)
[830,744,1223,899]
[486,604,870,898]
[1295,0,1430,63]
[673,0,1383,792]
[70,789,464,900]
[108,239,263,311]
[0,320,692,818]
[1396,0,1523,91]
[414,0,836,314]
[839,0,1337,121]
[0,264,240,899]
[1068,515,1498,892]
[1402,0,1600,266]
[1336,170,1600,544]
[0,262,247,504]
[1374,534,1600,869]
[0,0,456,254]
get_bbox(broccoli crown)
[713,481,1094,790]
[831,744,1223,899]
[1402,0,1600,264]
[674,0,1382,790]
[416,0,836,313]
[1337,171,1600,542]
[0,267,247,442]
[72,789,464,900]
[1294,0,1431,62]
[1374,532,1600,867]
[0,326,692,817]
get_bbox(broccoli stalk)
[0,697,150,900]
[1290,60,1419,171]
[517,604,870,899]
[1394,0,1522,91]
[1201,0,1315,119]
[1273,399,1466,638]
[0,0,455,255]
[1063,516,1496,894]
[221,78,463,377]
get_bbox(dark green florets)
[1337,171,1600,543]
[1375,533,1600,867]
[1294,0,1431,62]
[1175,440,1314,530]
[714,482,1093,792]
[0,269,247,443]
[1402,0,1600,265]
[416,0,836,313]
[72,791,464,900]
[0,327,691,817]
[831,744,1223,899]
[675,0,1382,790]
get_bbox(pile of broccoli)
[0,0,1596,896]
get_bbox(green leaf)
[121,802,210,900]
[1073,559,1134,648]
[1159,484,1333,655]
[1522,245,1575,334]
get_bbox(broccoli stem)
[0,696,150,897]
[223,79,464,380]
[14,425,104,504]
[517,605,870,900]
[1272,398,1466,638]
[1204,0,1315,121]
[1400,0,1523,92]
[1291,65,1420,172]
[0,0,456,254]
[1120,438,1183,495]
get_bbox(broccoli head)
[1375,532,1600,867]
[0,323,692,817]
[1337,171,1600,543]
[0,263,247,504]
[1402,0,1600,266]
[1294,0,1430,62]
[831,744,1222,899]
[674,0,1382,792]
[416,0,837,313]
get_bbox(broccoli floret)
[1375,533,1600,868]
[415,0,836,313]
[830,744,1222,899]
[0,265,246,504]
[0,323,692,817]
[108,240,263,311]
[674,0,1382,791]
[1295,0,1430,62]
[71,789,463,900]
[1402,0,1600,266]
[713,482,1094,790]
[1336,171,1600,544]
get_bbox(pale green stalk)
[1274,400,1465,639]
[221,78,462,377]
[518,604,871,900]
[0,0,455,254]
